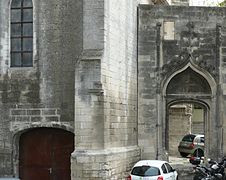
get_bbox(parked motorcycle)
[193,165,223,180]
[191,157,226,180]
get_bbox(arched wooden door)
[19,128,74,180]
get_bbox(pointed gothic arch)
[162,62,216,97]
[157,63,220,160]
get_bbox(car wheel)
[193,149,204,157]
[180,152,189,157]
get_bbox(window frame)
[131,166,161,177]
[163,21,175,40]
[161,164,167,174]
[10,0,33,67]
[164,163,174,173]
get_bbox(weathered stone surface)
[72,0,139,179]
[1,0,226,179]
[0,0,82,177]
[138,5,226,161]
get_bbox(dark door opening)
[19,128,74,180]
[167,103,205,158]
[165,101,208,166]
[165,67,211,162]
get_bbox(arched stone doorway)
[19,128,74,180]
[162,65,219,159]
[166,100,208,157]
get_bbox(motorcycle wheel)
[193,174,206,180]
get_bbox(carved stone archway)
[166,100,209,157]
[160,63,220,160]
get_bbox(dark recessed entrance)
[19,128,74,180]
[165,67,212,160]
[167,102,205,157]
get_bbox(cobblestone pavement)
[169,156,195,180]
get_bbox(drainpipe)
[136,6,139,148]
[156,22,162,159]
[216,24,222,159]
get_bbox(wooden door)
[19,128,74,180]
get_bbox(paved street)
[169,156,195,180]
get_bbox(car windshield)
[182,134,196,142]
[131,165,160,177]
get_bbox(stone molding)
[10,108,60,122]
[9,108,74,133]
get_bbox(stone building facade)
[138,5,226,161]
[72,0,140,179]
[1,0,226,179]
[0,0,82,177]
[0,0,141,179]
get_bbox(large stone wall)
[2,0,226,179]
[168,105,191,156]
[36,0,82,122]
[0,0,82,177]
[102,0,138,149]
[74,0,105,151]
[138,5,226,160]
[72,0,140,179]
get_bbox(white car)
[128,160,178,180]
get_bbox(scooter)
[191,157,226,180]
[193,165,223,180]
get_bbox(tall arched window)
[11,0,33,67]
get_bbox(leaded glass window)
[11,0,33,67]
